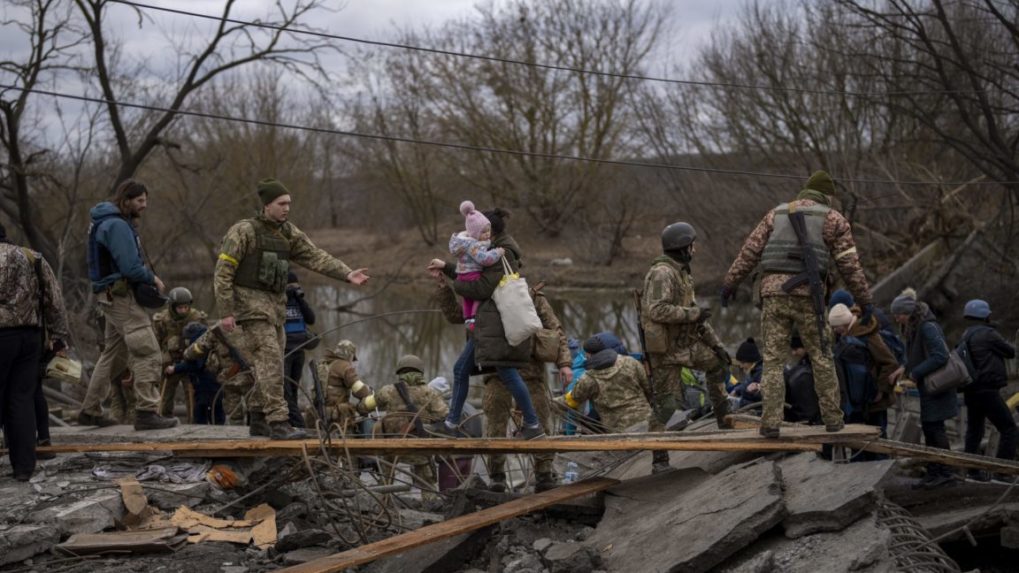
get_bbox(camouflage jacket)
[214,216,353,325]
[153,307,208,364]
[722,198,872,305]
[0,242,69,340]
[374,371,449,435]
[641,256,722,362]
[318,351,372,407]
[567,354,652,432]
[183,328,254,386]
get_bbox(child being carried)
[449,200,504,329]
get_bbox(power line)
[107,0,979,99]
[5,83,1013,187]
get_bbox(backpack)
[834,335,877,416]
[878,327,907,366]
[955,327,986,381]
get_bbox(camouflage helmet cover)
[396,354,424,374]
[333,339,357,361]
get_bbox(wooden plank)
[277,477,618,573]
[854,439,1019,476]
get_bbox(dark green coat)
[443,233,531,369]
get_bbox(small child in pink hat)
[449,200,504,328]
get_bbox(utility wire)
[7,83,1014,187]
[107,0,980,99]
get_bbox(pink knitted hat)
[460,200,491,240]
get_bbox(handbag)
[533,328,560,363]
[491,257,543,346]
[923,345,972,396]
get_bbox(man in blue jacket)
[78,180,178,431]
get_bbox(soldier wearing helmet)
[640,222,732,473]
[306,339,376,431]
[152,286,207,422]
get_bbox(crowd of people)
[0,171,1016,495]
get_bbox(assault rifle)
[632,289,657,405]
[781,210,829,353]
[210,323,251,372]
[308,359,327,424]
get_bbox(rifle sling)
[394,381,427,438]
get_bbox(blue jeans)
[447,338,539,428]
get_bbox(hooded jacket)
[88,202,155,291]
[960,323,1016,392]
[904,303,958,423]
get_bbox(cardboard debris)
[246,503,278,549]
[170,504,277,547]
[55,527,186,555]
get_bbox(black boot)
[36,439,56,461]
[77,411,119,428]
[133,410,179,431]
[249,412,270,437]
[269,421,307,440]
[651,450,672,474]
[488,473,508,493]
[759,426,780,438]
[535,472,559,492]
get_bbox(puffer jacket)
[904,304,958,423]
[959,322,1016,392]
[443,233,531,368]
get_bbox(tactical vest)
[760,202,831,275]
[641,258,698,355]
[233,219,291,293]
[833,334,876,415]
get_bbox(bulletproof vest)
[284,297,307,335]
[640,258,696,355]
[760,202,831,275]
[833,335,876,414]
[87,214,141,286]
[233,219,291,293]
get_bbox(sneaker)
[825,421,845,433]
[759,426,780,438]
[520,425,546,440]
[77,411,118,428]
[488,473,508,493]
[133,410,179,431]
[269,421,307,440]
[535,472,559,492]
[249,413,270,437]
[36,439,56,461]
[427,421,461,438]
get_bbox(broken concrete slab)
[282,547,335,565]
[364,528,494,573]
[144,481,211,509]
[778,453,895,538]
[542,541,601,573]
[27,491,125,535]
[275,528,331,552]
[587,460,785,573]
[0,524,59,566]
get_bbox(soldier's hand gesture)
[347,268,370,285]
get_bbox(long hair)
[113,179,148,216]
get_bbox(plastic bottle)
[563,461,579,484]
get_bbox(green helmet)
[333,339,357,361]
[396,354,424,374]
[661,222,697,252]
[168,287,193,306]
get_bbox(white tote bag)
[491,257,543,346]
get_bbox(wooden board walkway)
[275,477,619,573]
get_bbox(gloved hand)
[860,303,874,323]
[713,345,731,366]
[697,306,713,323]
[720,286,735,308]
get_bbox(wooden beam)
[276,477,619,573]
[854,439,1019,476]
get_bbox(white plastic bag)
[492,257,542,346]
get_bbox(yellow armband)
[218,253,239,266]
[564,392,580,409]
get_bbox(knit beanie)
[804,170,836,196]
[583,334,608,355]
[890,287,918,316]
[257,178,290,206]
[829,289,855,310]
[828,303,855,328]
[460,200,491,240]
[483,208,509,236]
[735,338,762,364]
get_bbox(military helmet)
[183,321,207,341]
[168,287,193,306]
[334,339,357,361]
[396,354,424,374]
[661,222,697,251]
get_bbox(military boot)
[133,410,179,431]
[715,407,733,430]
[825,421,845,433]
[488,473,508,493]
[77,411,119,428]
[535,472,559,493]
[759,426,780,438]
[651,450,672,474]
[249,412,270,437]
[269,421,307,440]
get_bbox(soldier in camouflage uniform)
[152,287,207,421]
[560,335,653,433]
[306,340,377,432]
[431,277,572,492]
[369,355,448,503]
[721,171,872,437]
[214,179,369,440]
[641,222,732,473]
[0,222,71,480]
[182,323,255,425]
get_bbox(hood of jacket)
[584,348,619,371]
[90,201,124,224]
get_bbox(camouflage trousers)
[106,370,137,424]
[82,293,162,415]
[383,455,438,503]
[484,370,555,476]
[223,373,254,425]
[760,296,842,428]
[237,320,289,423]
[158,372,195,421]
[648,344,730,431]
[305,402,358,434]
